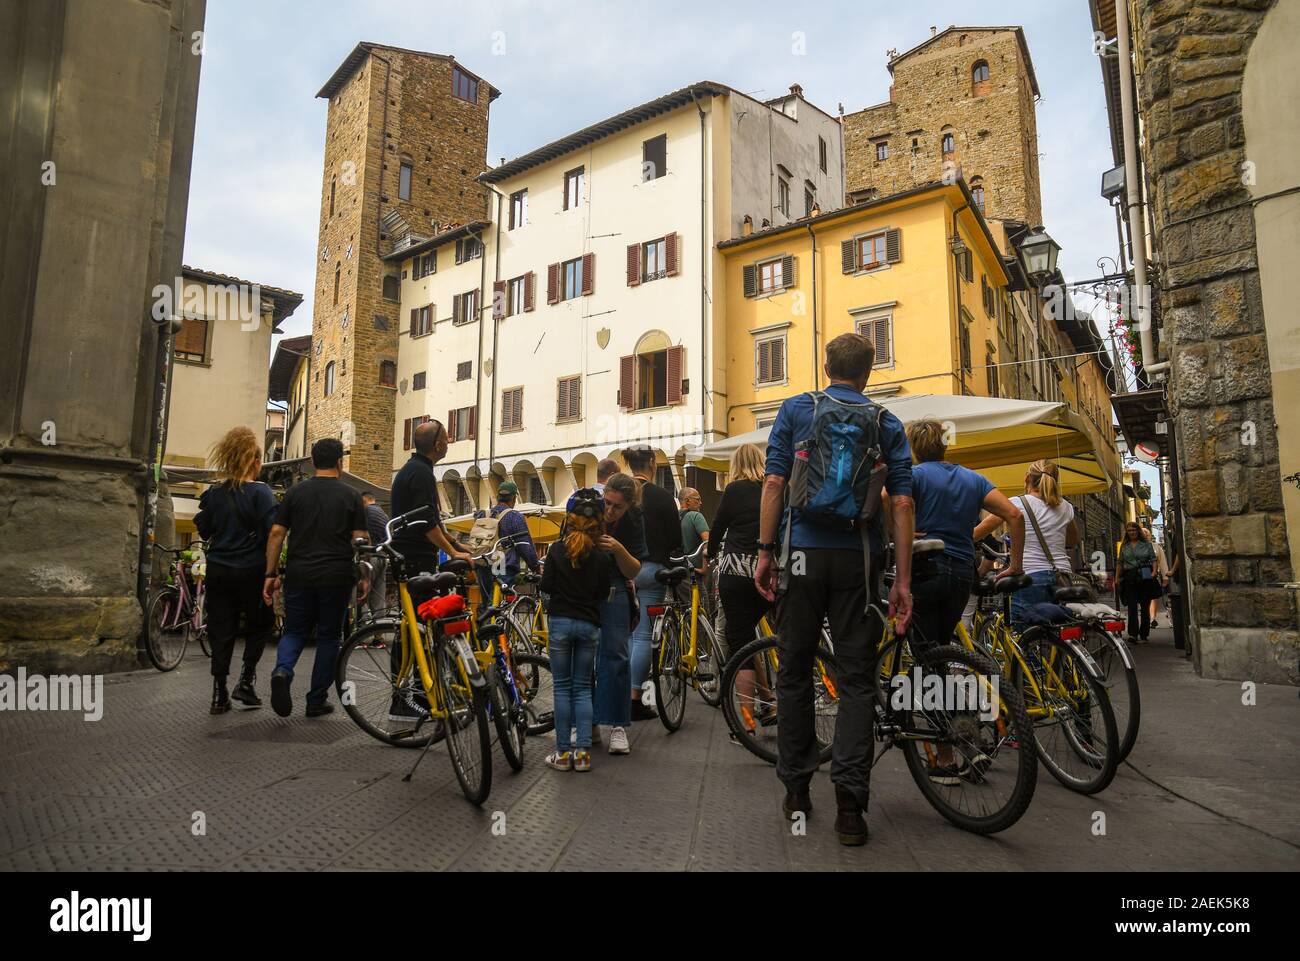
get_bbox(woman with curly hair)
[193,426,278,714]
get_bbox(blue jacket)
[492,504,540,572]
[194,481,277,569]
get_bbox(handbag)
[1021,497,1095,599]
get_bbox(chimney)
[811,204,821,218]
[761,218,771,229]
[789,83,803,98]
[930,25,937,37]
[742,214,753,236]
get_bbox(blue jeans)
[550,616,600,752]
[475,563,516,607]
[275,584,351,707]
[630,562,665,691]
[1010,570,1057,625]
[595,580,631,728]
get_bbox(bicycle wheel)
[889,643,1038,835]
[694,616,724,708]
[335,622,442,749]
[1014,629,1119,794]
[653,612,687,731]
[1081,625,1140,762]
[513,653,554,735]
[487,663,525,772]
[719,635,836,766]
[145,587,188,671]
[506,596,541,658]
[436,639,493,805]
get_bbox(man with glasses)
[391,419,472,577]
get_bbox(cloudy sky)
[184,0,1162,515]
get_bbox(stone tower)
[843,26,1042,227]
[310,43,496,484]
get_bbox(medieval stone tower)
[309,43,496,483]
[843,26,1042,227]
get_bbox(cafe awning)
[441,503,570,545]
[687,394,1118,495]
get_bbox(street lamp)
[1019,226,1061,285]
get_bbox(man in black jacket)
[390,420,472,576]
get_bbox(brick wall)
[1134,0,1297,681]
[308,49,491,485]
[844,29,1042,225]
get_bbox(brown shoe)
[834,785,867,846]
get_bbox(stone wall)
[1135,0,1298,683]
[309,48,491,485]
[844,28,1042,225]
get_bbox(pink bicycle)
[145,546,209,670]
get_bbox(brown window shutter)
[581,252,595,295]
[665,232,679,277]
[757,341,769,383]
[773,338,785,380]
[547,263,559,304]
[743,263,757,298]
[781,254,796,289]
[626,244,641,287]
[176,317,207,356]
[666,345,684,405]
[570,376,581,419]
[447,409,456,443]
[556,379,565,421]
[403,418,412,451]
[524,272,535,311]
[841,239,856,274]
[493,280,506,319]
[886,227,902,264]
[619,354,635,410]
[468,406,477,440]
[452,296,460,325]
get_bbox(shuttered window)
[175,317,208,362]
[447,406,476,442]
[413,371,426,390]
[564,167,584,210]
[509,189,528,229]
[413,252,436,279]
[758,259,781,294]
[453,290,478,326]
[558,256,593,300]
[456,361,471,381]
[403,414,431,451]
[628,234,678,286]
[619,345,684,410]
[557,375,582,422]
[409,305,432,337]
[855,316,893,368]
[501,387,523,431]
[507,276,526,316]
[755,336,786,385]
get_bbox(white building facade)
[389,81,842,513]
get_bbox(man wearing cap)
[475,480,541,602]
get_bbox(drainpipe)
[952,204,968,393]
[1115,0,1169,378]
[691,90,709,433]
[807,222,818,389]
[486,188,505,486]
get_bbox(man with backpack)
[755,332,915,846]
[473,481,540,603]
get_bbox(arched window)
[970,176,986,213]
[379,360,396,387]
[941,131,955,155]
[324,361,336,396]
[972,60,990,85]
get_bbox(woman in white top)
[980,460,1079,623]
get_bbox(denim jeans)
[550,616,600,752]
[910,553,974,658]
[1010,570,1057,625]
[274,584,351,707]
[595,580,631,728]
[630,561,665,691]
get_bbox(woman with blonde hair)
[1004,459,1079,623]
[193,426,278,714]
[707,443,772,725]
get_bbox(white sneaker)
[608,726,630,755]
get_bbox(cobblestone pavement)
[1,629,1296,871]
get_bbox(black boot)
[834,785,867,846]
[230,668,261,709]
[782,788,812,821]
[210,678,231,715]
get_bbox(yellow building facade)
[720,180,1009,434]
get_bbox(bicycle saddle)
[1052,586,1093,603]
[654,566,691,585]
[408,572,459,605]
[440,558,472,575]
[476,605,506,622]
[975,572,1033,595]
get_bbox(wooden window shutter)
[665,232,679,277]
[409,309,418,336]
[626,244,641,287]
[841,239,856,274]
[524,271,536,311]
[556,379,566,420]
[468,406,477,440]
[403,418,412,451]
[493,280,506,319]
[570,376,581,419]
[619,354,635,410]
[743,263,757,298]
[581,252,595,295]
[757,341,770,383]
[547,263,559,304]
[874,318,891,365]
[447,409,456,442]
[176,317,207,357]
[781,254,796,289]
[886,227,902,264]
[666,345,685,405]
[452,296,460,325]
[773,337,785,380]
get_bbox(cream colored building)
[389,81,842,512]
[166,266,301,535]
[268,333,312,463]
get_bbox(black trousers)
[775,549,883,808]
[910,554,974,657]
[205,563,276,680]
[718,571,770,661]
[1122,574,1152,639]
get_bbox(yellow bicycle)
[649,544,727,729]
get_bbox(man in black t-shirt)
[262,438,369,718]
[390,419,472,576]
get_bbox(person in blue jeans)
[539,492,614,771]
[262,438,370,718]
[590,473,643,755]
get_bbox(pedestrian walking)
[361,493,389,616]
[1118,522,1158,642]
[262,438,370,718]
[592,472,644,755]
[1147,526,1168,627]
[1005,460,1080,624]
[540,489,614,772]
[624,445,683,721]
[194,426,278,715]
[755,332,915,846]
